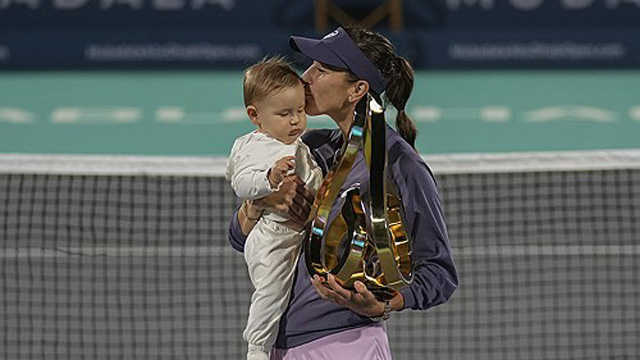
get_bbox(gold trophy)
[305,94,413,301]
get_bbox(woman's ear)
[348,80,370,103]
[246,105,260,127]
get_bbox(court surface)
[1,71,638,156]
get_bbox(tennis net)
[1,151,639,359]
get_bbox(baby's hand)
[268,156,296,189]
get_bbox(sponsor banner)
[0,30,292,70]
[0,0,273,29]
[1,28,639,70]
[422,29,640,69]
[2,0,637,29]
[1,1,640,69]
[435,0,640,28]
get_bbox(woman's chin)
[304,107,321,117]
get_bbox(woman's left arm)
[311,154,458,316]
[396,157,458,311]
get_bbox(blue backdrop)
[1,0,639,70]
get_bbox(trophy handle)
[305,98,368,278]
[305,94,413,301]
[367,96,413,293]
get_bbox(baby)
[225,57,323,360]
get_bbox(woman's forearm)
[239,200,263,235]
[229,176,314,252]
[389,292,405,311]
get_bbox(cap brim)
[289,36,348,70]
[289,28,388,94]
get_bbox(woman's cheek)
[305,99,320,116]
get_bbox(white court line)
[1,245,639,258]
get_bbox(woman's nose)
[301,69,312,84]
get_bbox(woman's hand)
[253,174,315,230]
[311,273,404,318]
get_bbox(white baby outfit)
[225,131,323,360]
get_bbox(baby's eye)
[279,112,289,117]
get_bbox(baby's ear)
[246,105,260,126]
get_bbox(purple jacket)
[228,126,458,349]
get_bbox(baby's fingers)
[277,156,296,170]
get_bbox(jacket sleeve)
[393,151,459,311]
[228,206,247,253]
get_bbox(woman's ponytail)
[344,26,419,150]
[385,56,417,150]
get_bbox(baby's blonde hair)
[243,56,302,107]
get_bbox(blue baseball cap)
[289,27,387,94]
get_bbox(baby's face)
[254,83,307,145]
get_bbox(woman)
[229,26,458,360]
